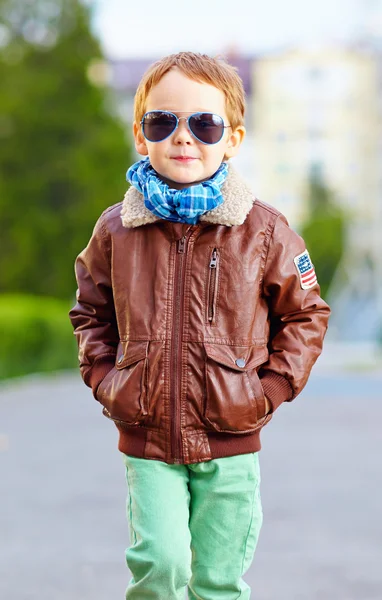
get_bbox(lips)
[172,156,197,162]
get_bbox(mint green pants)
[122,452,263,599]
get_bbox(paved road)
[1,367,381,600]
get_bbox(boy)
[69,52,330,599]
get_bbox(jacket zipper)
[170,226,194,463]
[207,248,219,324]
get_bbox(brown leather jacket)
[69,166,330,464]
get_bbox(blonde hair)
[133,52,245,131]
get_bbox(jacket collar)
[120,163,255,228]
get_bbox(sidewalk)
[0,367,381,599]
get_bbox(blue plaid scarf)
[126,157,228,224]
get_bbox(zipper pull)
[178,225,195,253]
[209,248,218,268]
[178,236,186,253]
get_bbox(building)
[252,47,381,230]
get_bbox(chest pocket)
[205,247,221,326]
[203,342,271,434]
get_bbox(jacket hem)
[115,425,262,464]
[207,431,262,459]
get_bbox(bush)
[301,211,345,299]
[0,294,77,380]
[300,176,346,300]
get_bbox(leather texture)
[69,169,330,464]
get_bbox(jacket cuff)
[87,356,116,397]
[259,370,293,412]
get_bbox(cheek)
[148,141,168,158]
[146,145,162,165]
[145,146,172,175]
[204,144,227,164]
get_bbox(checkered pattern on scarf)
[126,158,228,224]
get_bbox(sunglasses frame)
[140,110,231,145]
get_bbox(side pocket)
[203,343,272,434]
[98,340,149,426]
[96,365,117,403]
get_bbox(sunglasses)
[141,111,231,145]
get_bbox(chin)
[170,171,210,184]
[174,176,195,184]
[165,170,198,185]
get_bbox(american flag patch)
[294,250,317,290]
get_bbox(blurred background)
[0,0,382,378]
[1,0,382,379]
[1,1,381,599]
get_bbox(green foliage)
[301,177,346,299]
[0,294,77,379]
[0,0,132,299]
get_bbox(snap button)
[117,354,124,365]
[235,358,246,368]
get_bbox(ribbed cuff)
[259,370,293,412]
[88,356,116,398]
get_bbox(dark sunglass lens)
[142,112,177,142]
[189,113,224,144]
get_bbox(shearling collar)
[120,163,255,228]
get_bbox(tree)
[300,174,346,299]
[0,0,133,298]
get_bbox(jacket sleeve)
[68,211,119,397]
[259,214,331,412]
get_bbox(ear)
[133,121,149,156]
[224,125,246,160]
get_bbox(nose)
[172,117,194,145]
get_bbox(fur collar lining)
[120,163,255,228]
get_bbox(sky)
[91,0,375,59]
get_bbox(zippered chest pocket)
[206,247,221,326]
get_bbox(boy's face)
[133,68,245,189]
